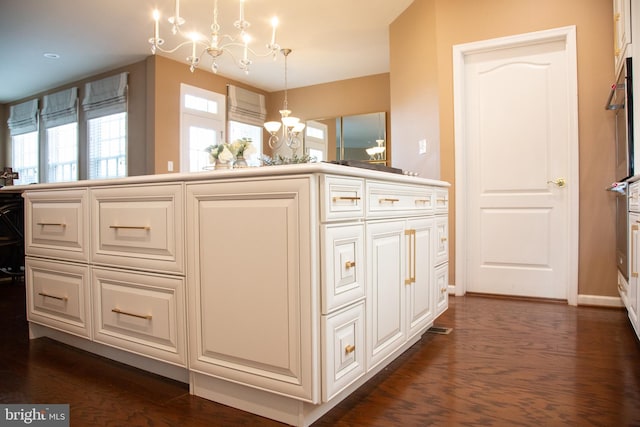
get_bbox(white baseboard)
[577,294,624,308]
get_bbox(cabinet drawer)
[25,189,89,262]
[434,189,449,214]
[92,267,186,366]
[26,257,91,338]
[321,175,365,221]
[321,302,365,401]
[435,217,449,266]
[630,182,640,212]
[434,263,449,316]
[91,184,184,274]
[366,181,434,218]
[322,223,365,314]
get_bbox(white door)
[454,27,579,302]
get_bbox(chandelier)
[264,49,305,152]
[149,0,280,74]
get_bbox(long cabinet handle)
[37,222,66,227]
[332,196,361,202]
[404,229,416,285]
[379,198,399,203]
[112,308,152,320]
[415,198,431,204]
[633,225,639,278]
[109,225,151,230]
[38,292,68,301]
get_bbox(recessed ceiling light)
[43,52,60,59]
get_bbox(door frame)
[452,26,579,305]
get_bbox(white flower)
[218,146,235,162]
[243,143,257,157]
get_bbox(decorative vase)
[234,156,248,168]
[214,159,233,170]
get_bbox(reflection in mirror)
[304,112,387,165]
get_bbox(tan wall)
[391,0,617,296]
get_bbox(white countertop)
[3,162,450,192]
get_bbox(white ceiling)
[0,0,414,104]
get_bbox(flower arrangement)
[229,137,256,159]
[205,138,256,163]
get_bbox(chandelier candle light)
[149,0,280,74]
[264,48,305,153]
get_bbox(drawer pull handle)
[332,196,361,202]
[441,237,448,242]
[379,198,399,203]
[345,344,356,354]
[437,198,448,203]
[109,225,151,231]
[415,198,431,204]
[37,222,66,227]
[112,308,152,320]
[345,261,356,269]
[38,292,68,301]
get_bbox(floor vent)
[427,326,453,335]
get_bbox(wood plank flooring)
[2,279,640,426]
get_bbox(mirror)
[304,112,387,164]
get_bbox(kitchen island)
[10,162,449,426]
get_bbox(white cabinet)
[629,211,640,332]
[614,0,632,74]
[186,177,316,402]
[18,163,449,426]
[24,183,187,369]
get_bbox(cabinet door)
[629,212,639,327]
[406,218,435,340]
[366,219,406,370]
[613,0,631,73]
[186,178,317,403]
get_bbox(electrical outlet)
[168,161,174,172]
[419,139,427,154]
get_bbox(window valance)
[7,99,39,136]
[82,72,128,120]
[42,87,78,128]
[227,85,267,126]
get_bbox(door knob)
[547,178,566,187]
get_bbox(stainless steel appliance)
[607,57,634,279]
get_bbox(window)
[42,87,78,182]
[7,99,39,184]
[228,121,263,166]
[11,131,39,185]
[180,84,225,172]
[47,123,78,182]
[304,120,328,162]
[227,85,266,166]
[88,112,127,179]
[82,72,128,179]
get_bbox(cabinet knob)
[441,288,447,293]
[345,261,356,269]
[345,344,356,354]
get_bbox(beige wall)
[391,0,617,297]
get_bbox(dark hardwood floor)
[2,278,640,426]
